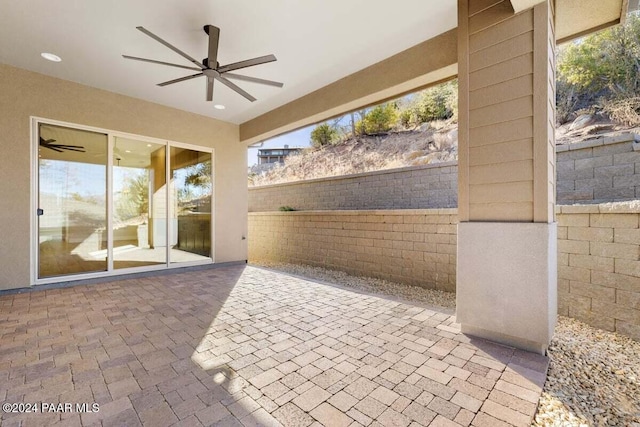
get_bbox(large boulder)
[569,114,597,132]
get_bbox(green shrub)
[278,206,296,211]
[397,80,458,127]
[310,123,339,148]
[356,103,398,134]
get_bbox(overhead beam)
[510,0,544,13]
[239,29,458,145]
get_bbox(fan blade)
[206,77,214,102]
[51,146,86,153]
[205,25,220,67]
[50,144,86,149]
[217,54,277,73]
[42,145,64,153]
[122,55,202,71]
[157,73,204,87]
[223,73,284,88]
[214,75,256,102]
[136,26,205,69]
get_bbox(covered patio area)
[1,266,546,427]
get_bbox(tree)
[559,14,640,97]
[184,160,211,188]
[115,172,149,220]
[556,12,640,123]
[310,123,338,148]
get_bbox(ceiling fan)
[39,137,86,153]
[123,25,283,102]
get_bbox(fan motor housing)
[202,58,220,69]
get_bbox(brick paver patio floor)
[0,265,548,427]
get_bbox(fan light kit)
[41,52,62,62]
[123,25,283,103]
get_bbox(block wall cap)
[556,201,640,214]
[568,138,604,150]
[249,161,459,190]
[557,133,638,152]
[248,208,452,216]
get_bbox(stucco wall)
[248,204,640,340]
[0,63,246,290]
[249,162,458,212]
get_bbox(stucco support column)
[456,0,557,354]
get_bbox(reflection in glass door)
[113,137,167,269]
[35,120,214,282]
[38,124,108,278]
[170,147,212,264]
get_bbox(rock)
[569,114,597,131]
[533,316,640,426]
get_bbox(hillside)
[249,116,638,187]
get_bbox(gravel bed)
[254,262,640,426]
[533,317,640,427]
[252,261,456,310]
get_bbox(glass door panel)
[113,137,167,269]
[169,147,212,263]
[38,124,108,278]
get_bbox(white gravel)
[533,316,640,427]
[253,262,640,427]
[253,261,456,310]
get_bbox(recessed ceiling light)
[41,52,62,62]
[214,104,226,110]
[125,150,131,153]
[146,144,152,147]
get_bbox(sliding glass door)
[35,119,213,283]
[170,147,213,263]
[38,124,108,278]
[112,137,167,269]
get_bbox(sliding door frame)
[30,116,215,286]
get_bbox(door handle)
[36,208,44,216]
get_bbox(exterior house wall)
[456,0,556,224]
[0,63,246,290]
[248,204,640,340]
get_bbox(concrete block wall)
[248,209,458,292]
[557,203,640,339]
[249,204,640,340]
[556,134,640,204]
[249,162,458,212]
[249,134,639,211]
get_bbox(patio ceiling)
[0,0,457,124]
[0,1,632,129]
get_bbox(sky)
[247,126,313,166]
